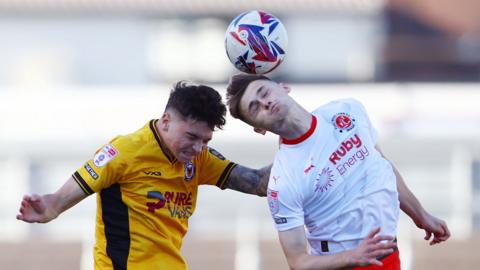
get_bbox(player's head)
[226,73,292,135]
[160,81,226,162]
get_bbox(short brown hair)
[226,73,271,122]
[166,81,226,130]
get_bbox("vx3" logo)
[144,171,162,176]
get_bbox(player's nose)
[192,141,204,154]
[261,100,272,109]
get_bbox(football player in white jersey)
[226,74,450,270]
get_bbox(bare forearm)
[393,165,426,225]
[290,253,352,270]
[40,194,62,222]
[375,145,427,225]
[37,178,88,222]
[224,164,272,197]
[281,227,395,270]
[256,164,272,196]
[281,227,356,270]
[56,178,88,213]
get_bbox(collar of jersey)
[150,119,177,163]
[281,115,317,145]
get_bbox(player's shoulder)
[111,129,141,150]
[268,163,304,204]
[205,147,228,161]
[269,157,300,187]
[99,135,134,166]
[105,121,152,157]
[195,146,230,165]
[313,98,365,114]
[329,98,364,108]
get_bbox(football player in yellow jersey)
[16,81,272,270]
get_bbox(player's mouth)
[178,151,195,161]
[185,151,198,158]
[270,103,279,114]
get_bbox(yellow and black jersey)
[73,120,236,270]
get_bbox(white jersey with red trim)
[267,98,399,255]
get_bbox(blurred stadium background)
[1,0,480,269]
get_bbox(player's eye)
[249,100,260,115]
[251,103,259,115]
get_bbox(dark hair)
[226,73,272,122]
[165,81,226,130]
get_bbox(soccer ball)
[225,10,288,74]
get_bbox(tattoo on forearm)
[256,165,271,196]
[225,164,272,197]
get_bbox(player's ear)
[160,112,170,131]
[253,127,267,135]
[279,82,291,94]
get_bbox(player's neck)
[278,105,312,140]
[154,120,176,160]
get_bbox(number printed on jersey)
[93,144,119,167]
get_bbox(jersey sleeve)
[72,136,127,195]
[196,147,237,188]
[347,98,379,144]
[267,163,305,232]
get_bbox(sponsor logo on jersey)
[146,190,193,219]
[268,189,279,215]
[335,146,370,176]
[208,147,226,160]
[93,144,118,167]
[329,134,370,176]
[146,191,167,212]
[184,161,195,181]
[84,163,98,180]
[329,134,362,165]
[331,112,355,133]
[315,167,335,193]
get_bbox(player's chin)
[178,152,196,163]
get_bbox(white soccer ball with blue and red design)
[225,10,288,74]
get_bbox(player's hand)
[16,194,58,223]
[346,227,396,267]
[416,211,450,245]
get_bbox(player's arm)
[16,176,89,223]
[223,164,272,197]
[279,226,396,270]
[375,145,450,245]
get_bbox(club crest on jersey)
[93,144,118,167]
[267,189,279,215]
[331,113,355,133]
[184,161,195,182]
